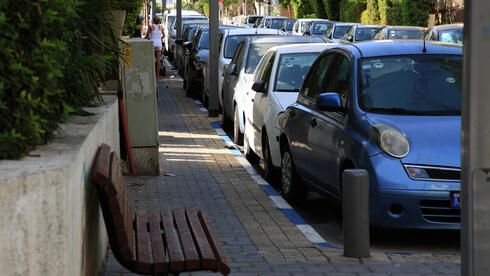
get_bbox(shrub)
[340,0,366,22]
[123,0,145,37]
[311,0,328,18]
[322,0,342,20]
[401,0,432,26]
[290,0,316,19]
[388,0,403,25]
[0,0,137,159]
[361,0,380,24]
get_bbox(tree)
[361,0,380,24]
[339,0,366,22]
[322,0,341,20]
[401,0,433,26]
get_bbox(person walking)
[147,16,164,77]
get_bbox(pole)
[208,0,219,117]
[461,0,490,275]
[176,0,182,40]
[342,169,370,258]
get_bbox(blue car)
[278,40,462,229]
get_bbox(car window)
[286,20,296,31]
[218,32,224,54]
[356,27,379,41]
[324,55,351,106]
[197,30,209,49]
[275,52,320,92]
[388,29,424,39]
[294,22,299,33]
[359,54,462,115]
[343,26,354,39]
[313,22,331,35]
[235,43,246,70]
[224,35,249,59]
[333,26,351,39]
[439,29,463,44]
[271,19,286,29]
[258,53,276,91]
[325,24,334,38]
[302,53,336,100]
[246,43,278,73]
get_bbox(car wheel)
[281,146,307,203]
[244,121,260,163]
[221,98,232,130]
[233,107,243,145]
[263,136,279,184]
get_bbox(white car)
[256,16,287,28]
[165,11,206,55]
[291,18,320,36]
[242,43,335,181]
[202,28,284,108]
[164,9,201,53]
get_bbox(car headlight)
[370,123,410,158]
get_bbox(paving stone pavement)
[101,73,461,275]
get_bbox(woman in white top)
[148,16,164,77]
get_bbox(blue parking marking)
[210,121,221,128]
[281,208,308,225]
[317,242,342,249]
[263,185,280,196]
[221,135,232,143]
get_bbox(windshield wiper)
[276,88,300,92]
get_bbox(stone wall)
[0,96,120,276]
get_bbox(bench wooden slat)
[161,209,185,272]
[172,208,200,270]
[185,207,216,270]
[198,211,231,276]
[135,210,152,273]
[148,210,167,273]
[92,144,111,188]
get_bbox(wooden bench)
[92,143,230,275]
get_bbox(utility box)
[122,38,159,175]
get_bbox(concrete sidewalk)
[101,73,460,275]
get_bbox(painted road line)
[205,117,337,249]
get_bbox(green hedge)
[0,0,139,159]
[361,0,380,24]
[340,0,366,22]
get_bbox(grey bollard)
[342,169,370,258]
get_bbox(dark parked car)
[374,26,426,40]
[184,25,235,98]
[221,35,325,144]
[176,24,207,77]
[279,40,462,229]
[425,23,463,44]
[341,24,383,42]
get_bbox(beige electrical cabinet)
[122,38,159,175]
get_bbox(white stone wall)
[0,96,120,276]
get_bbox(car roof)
[337,40,462,58]
[296,18,320,22]
[356,24,383,29]
[311,20,333,24]
[225,28,283,35]
[384,25,426,31]
[430,23,464,31]
[333,22,357,26]
[199,25,236,31]
[270,43,336,54]
[251,35,325,44]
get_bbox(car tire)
[281,146,307,203]
[233,107,243,145]
[221,98,232,130]
[244,121,260,163]
[263,136,279,184]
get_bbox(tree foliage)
[339,0,366,22]
[401,0,432,26]
[361,0,380,24]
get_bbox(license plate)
[451,192,460,208]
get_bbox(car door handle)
[251,98,254,102]
[310,118,318,127]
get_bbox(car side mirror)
[175,39,183,44]
[304,30,311,36]
[183,41,192,48]
[346,35,353,42]
[316,93,346,112]
[252,80,266,93]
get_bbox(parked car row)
[169,14,463,231]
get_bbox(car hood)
[365,113,461,168]
[273,92,299,110]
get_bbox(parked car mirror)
[316,93,346,112]
[183,41,193,48]
[175,39,184,44]
[252,80,266,93]
[346,35,353,42]
[304,30,311,36]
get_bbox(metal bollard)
[342,169,370,258]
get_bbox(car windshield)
[356,27,380,41]
[224,35,247,58]
[301,22,310,32]
[248,16,261,24]
[333,26,352,39]
[388,29,424,39]
[198,30,209,49]
[264,18,271,26]
[439,29,463,44]
[246,43,281,73]
[286,20,296,31]
[186,27,197,41]
[359,55,462,115]
[312,22,331,35]
[270,19,286,29]
[275,53,320,92]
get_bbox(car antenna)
[422,36,427,53]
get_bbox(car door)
[250,52,276,156]
[305,52,351,195]
[223,41,247,120]
[286,53,337,178]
